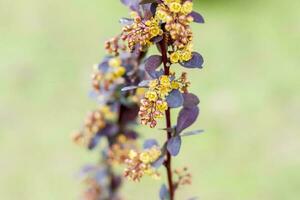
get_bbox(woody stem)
[160,34,175,200]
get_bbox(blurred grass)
[0,0,300,199]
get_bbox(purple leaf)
[176,106,199,134]
[88,135,102,150]
[119,105,139,124]
[183,93,200,108]
[159,184,170,200]
[189,11,205,23]
[119,17,134,25]
[120,0,131,6]
[138,80,150,87]
[180,129,204,137]
[140,0,157,4]
[124,130,138,139]
[152,154,165,168]
[111,176,122,190]
[100,124,118,137]
[180,52,204,69]
[121,85,138,92]
[167,136,182,156]
[151,35,163,43]
[143,139,159,149]
[153,69,164,78]
[145,55,162,78]
[166,90,184,108]
[150,2,158,15]
[121,0,140,11]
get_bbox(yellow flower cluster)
[104,35,127,56]
[155,0,194,63]
[124,147,161,181]
[139,74,189,128]
[107,135,138,165]
[121,13,163,51]
[72,106,115,147]
[92,57,126,92]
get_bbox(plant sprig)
[74,0,204,199]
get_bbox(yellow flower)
[151,173,161,180]
[145,20,151,26]
[144,168,155,175]
[149,79,158,89]
[105,73,114,80]
[129,150,137,159]
[181,50,192,62]
[181,1,193,14]
[159,86,172,98]
[169,2,182,13]
[170,51,181,63]
[117,135,127,143]
[150,26,161,37]
[156,10,168,22]
[109,58,121,67]
[171,81,180,89]
[156,101,168,112]
[148,147,161,162]
[145,91,158,101]
[115,66,126,77]
[139,152,151,164]
[130,11,138,18]
[165,0,180,4]
[159,75,171,87]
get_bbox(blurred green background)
[1,0,300,199]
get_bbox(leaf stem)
[160,34,175,200]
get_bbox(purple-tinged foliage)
[145,55,163,77]
[150,2,158,15]
[166,90,184,108]
[183,93,200,108]
[88,134,102,150]
[121,85,139,91]
[119,17,134,26]
[151,35,163,43]
[176,106,200,134]
[167,136,182,156]
[180,52,204,69]
[140,0,157,5]
[190,11,205,24]
[180,130,204,137]
[143,138,159,149]
[159,184,170,200]
[152,154,165,168]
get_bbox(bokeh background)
[1,0,300,199]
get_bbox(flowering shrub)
[74,0,204,199]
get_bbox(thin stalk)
[160,34,175,200]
